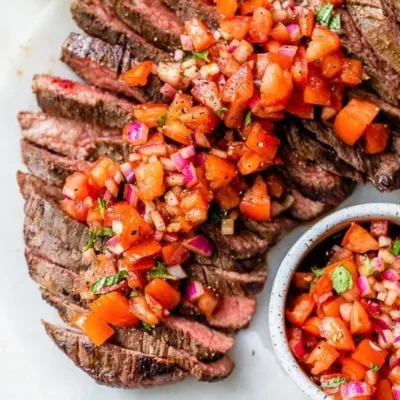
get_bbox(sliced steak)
[32,74,134,128]
[43,322,187,388]
[289,190,328,221]
[62,32,167,103]
[162,0,219,29]
[365,152,400,191]
[111,0,183,51]
[185,264,267,296]
[71,0,170,64]
[41,290,234,381]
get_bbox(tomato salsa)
[286,220,400,399]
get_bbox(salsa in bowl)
[269,204,400,400]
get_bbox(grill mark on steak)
[242,217,298,243]
[71,0,171,64]
[162,0,219,29]
[62,32,167,103]
[111,0,183,51]
[288,190,328,221]
[32,74,135,128]
[43,321,187,388]
[41,290,235,381]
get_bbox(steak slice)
[41,290,235,381]
[364,152,400,191]
[111,0,183,51]
[43,321,187,388]
[185,264,267,297]
[289,190,328,221]
[62,32,167,103]
[71,0,170,64]
[32,74,134,128]
[162,0,219,29]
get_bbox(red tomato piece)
[322,297,345,318]
[133,104,169,128]
[61,199,89,222]
[167,93,193,121]
[224,101,248,129]
[341,357,368,381]
[239,176,271,221]
[191,79,222,113]
[341,58,363,86]
[320,317,355,351]
[163,120,193,146]
[248,7,273,43]
[145,278,181,310]
[129,295,159,325]
[305,26,342,62]
[245,122,280,160]
[352,339,388,369]
[237,149,266,175]
[350,301,372,335]
[298,9,315,37]
[161,242,191,266]
[364,123,390,154]
[179,106,219,134]
[180,192,209,225]
[342,222,379,253]
[260,62,293,106]
[240,0,271,14]
[214,184,242,210]
[119,61,152,86]
[302,317,322,337]
[370,220,389,237]
[216,0,237,17]
[219,16,252,40]
[321,51,344,79]
[72,312,115,346]
[306,341,339,375]
[304,64,331,106]
[62,171,89,201]
[292,46,308,89]
[204,154,237,190]
[184,18,216,51]
[285,89,315,119]
[373,379,395,400]
[221,62,254,103]
[124,241,162,265]
[270,23,290,43]
[88,156,121,190]
[286,293,316,327]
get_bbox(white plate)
[0,1,398,399]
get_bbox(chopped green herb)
[215,107,228,117]
[91,270,129,294]
[244,110,252,126]
[328,13,341,31]
[141,321,154,332]
[148,262,178,280]
[210,208,227,225]
[311,267,324,278]
[157,113,167,127]
[316,3,334,26]
[332,265,353,294]
[309,282,316,292]
[321,377,348,389]
[130,290,141,298]
[183,50,210,63]
[95,198,109,218]
[85,227,114,251]
[391,240,400,256]
[371,363,380,373]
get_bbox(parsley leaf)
[148,262,178,280]
[130,290,141,298]
[244,110,252,126]
[141,321,155,332]
[157,113,167,127]
[183,50,210,63]
[210,208,227,225]
[91,270,129,294]
[391,240,400,256]
[316,3,334,26]
[321,377,348,389]
[311,267,324,278]
[95,198,109,218]
[371,363,380,373]
[215,107,228,117]
[332,265,353,294]
[85,227,114,251]
[328,13,341,31]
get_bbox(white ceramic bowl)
[269,203,400,400]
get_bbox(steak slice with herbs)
[111,0,183,51]
[41,290,235,381]
[43,322,187,388]
[71,0,170,64]
[62,32,167,103]
[32,74,134,128]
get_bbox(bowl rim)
[269,203,400,400]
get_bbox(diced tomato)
[302,317,322,337]
[306,341,339,375]
[293,272,314,290]
[61,199,89,222]
[124,241,162,265]
[322,297,345,318]
[260,62,293,106]
[240,0,270,14]
[219,16,252,40]
[167,93,193,121]
[321,374,347,396]
[86,208,103,231]
[197,289,219,318]
[246,122,280,160]
[214,184,242,210]
[72,312,115,346]
[342,222,379,253]
[266,173,284,198]
[221,62,254,103]
[364,123,390,154]
[90,292,138,328]
[119,61,153,86]
[334,99,380,146]
[341,357,368,381]
[179,106,220,134]
[248,7,273,43]
[184,18,216,51]
[163,120,193,146]
[263,39,281,53]
[257,53,292,79]
[298,9,315,37]
[191,79,222,113]
[330,83,345,110]
[237,149,266,175]
[286,293,316,327]
[321,51,344,79]
[161,242,191,266]
[180,192,209,224]
[306,26,342,62]
[304,64,331,106]
[286,89,315,119]
[204,154,237,190]
[320,317,355,351]
[224,101,248,129]
[370,220,389,237]
[129,295,159,325]
[239,175,271,221]
[88,156,121,190]
[133,104,169,128]
[126,256,156,273]
[135,160,165,202]
[192,166,214,202]
[350,301,372,335]
[373,380,394,400]
[62,171,89,201]
[341,58,363,86]
[126,270,147,290]
[216,0,237,17]
[145,278,181,310]
[270,23,290,43]
[352,339,388,369]
[292,46,308,89]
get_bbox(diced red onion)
[157,62,182,87]
[217,74,226,90]
[365,300,380,315]
[278,45,298,59]
[194,131,211,148]
[183,235,213,257]
[379,235,392,247]
[286,24,301,42]
[341,381,372,399]
[357,275,373,297]
[180,34,194,51]
[273,0,282,9]
[124,184,138,207]
[106,236,125,255]
[221,219,234,235]
[150,210,166,232]
[282,0,295,9]
[373,315,392,332]
[167,264,187,279]
[138,143,168,157]
[379,329,394,349]
[82,248,96,264]
[382,269,399,281]
[105,178,119,197]
[153,230,164,242]
[379,248,396,264]
[392,311,400,321]
[163,232,179,243]
[182,163,198,188]
[390,353,400,368]
[213,30,222,41]
[143,200,156,225]
[340,303,353,323]
[166,173,185,187]
[171,151,191,171]
[125,121,149,145]
[102,190,113,201]
[385,290,398,306]
[114,171,123,185]
[180,145,196,159]
[200,63,220,78]
[129,153,142,163]
[160,157,177,172]
[393,385,400,400]
[321,106,338,121]
[120,162,135,183]
[174,49,184,62]
[233,40,253,63]
[227,39,240,53]
[112,220,123,236]
[160,83,177,101]
[185,281,205,302]
[372,256,385,273]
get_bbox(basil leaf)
[321,377,347,389]
[157,113,167,127]
[91,270,129,294]
[183,50,210,63]
[141,321,155,332]
[371,363,380,373]
[328,13,341,31]
[316,3,334,26]
[210,208,227,225]
[148,262,178,280]
[85,227,114,251]
[332,265,353,294]
[244,110,252,126]
[312,267,324,278]
[215,107,228,117]
[391,240,400,256]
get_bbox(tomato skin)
[260,62,293,106]
[306,26,342,62]
[286,293,316,326]
[245,122,280,160]
[373,379,394,400]
[133,104,169,128]
[216,0,237,17]
[119,61,152,86]
[179,106,219,134]
[342,222,379,253]
[204,154,237,190]
[163,120,193,146]
[124,241,162,265]
[214,184,242,210]
[239,176,271,221]
[320,317,355,352]
[341,58,363,86]
[304,64,331,106]
[270,23,290,43]
[184,18,216,51]
[292,46,308,89]
[306,340,339,375]
[191,79,222,113]
[298,9,315,37]
[145,278,181,310]
[129,295,159,325]
[62,171,89,201]
[224,101,248,129]
[302,317,322,337]
[350,301,372,335]
[161,242,191,266]
[219,16,251,40]
[240,0,271,15]
[221,62,254,103]
[321,51,344,79]
[285,89,315,119]
[322,297,345,318]
[61,199,89,221]
[248,7,273,43]
[364,123,390,154]
[341,357,367,381]
[237,149,266,175]
[72,312,115,346]
[352,339,388,369]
